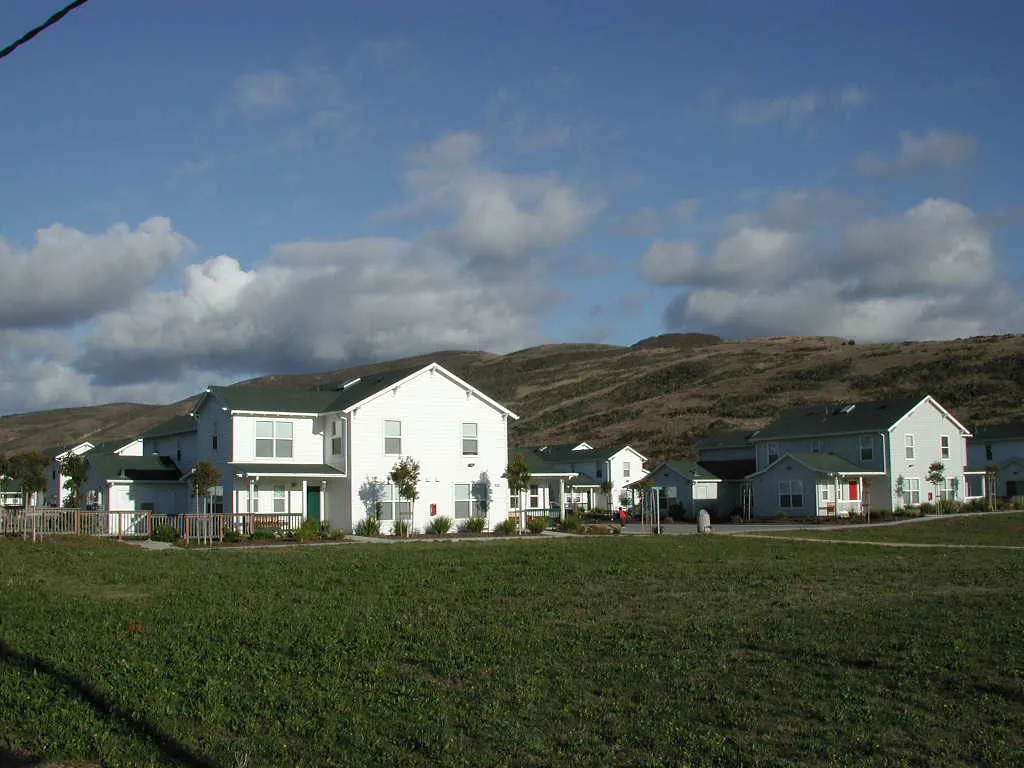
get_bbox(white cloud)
[730,84,870,126]
[639,241,701,283]
[0,218,190,330]
[232,70,295,112]
[854,130,977,176]
[395,132,603,263]
[648,192,1023,342]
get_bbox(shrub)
[1011,495,1024,510]
[461,516,487,533]
[327,528,346,540]
[937,500,960,515]
[354,517,381,536]
[559,515,585,533]
[151,522,180,543]
[525,517,549,534]
[252,529,277,540]
[392,519,412,537]
[586,524,615,535]
[428,516,453,535]
[493,519,518,535]
[221,525,243,543]
[293,518,322,542]
[919,502,936,515]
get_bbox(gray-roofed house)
[967,422,1024,497]
[190,362,519,533]
[747,395,979,518]
[631,460,722,521]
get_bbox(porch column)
[558,478,565,521]
[302,479,308,522]
[321,481,327,525]
[858,477,863,514]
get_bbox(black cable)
[0,0,92,62]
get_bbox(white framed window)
[767,442,779,464]
[859,435,873,462]
[454,483,487,519]
[903,478,921,506]
[273,484,286,514]
[779,480,803,508]
[905,434,915,460]
[810,440,821,454]
[384,420,402,455]
[623,461,631,478]
[462,423,478,456]
[509,490,520,509]
[255,420,293,458]
[212,422,219,451]
[940,435,950,460]
[376,484,411,522]
[210,486,224,514]
[529,484,539,508]
[820,485,831,501]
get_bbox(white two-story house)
[745,395,976,518]
[517,442,647,512]
[190,362,518,533]
[967,422,1024,498]
[44,437,143,507]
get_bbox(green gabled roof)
[522,443,629,464]
[695,430,754,451]
[141,415,197,438]
[753,397,926,441]
[87,438,139,455]
[969,422,1024,442]
[664,459,720,481]
[567,473,600,487]
[85,454,182,482]
[207,367,419,415]
[513,449,577,476]
[780,452,864,474]
[228,463,344,476]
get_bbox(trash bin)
[697,508,712,534]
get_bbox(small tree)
[926,461,945,511]
[894,475,905,510]
[600,479,614,510]
[984,463,1000,510]
[389,457,420,537]
[60,453,89,508]
[191,461,222,515]
[9,452,49,507]
[503,452,531,531]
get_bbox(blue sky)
[1,0,1022,414]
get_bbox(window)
[859,435,873,462]
[212,423,219,451]
[255,421,293,458]
[986,444,993,461]
[273,485,286,514]
[779,480,804,508]
[528,484,539,509]
[767,442,779,465]
[176,440,182,462]
[455,483,488,519]
[820,485,831,501]
[903,478,921,506]
[904,434,915,459]
[810,440,821,454]
[509,489,520,509]
[376,484,411,522]
[210,486,224,515]
[384,420,402,455]
[940,435,950,460]
[596,465,603,479]
[462,423,478,455]
[623,461,631,478]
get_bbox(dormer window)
[767,442,779,465]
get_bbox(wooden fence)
[0,508,306,543]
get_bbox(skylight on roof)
[341,377,361,389]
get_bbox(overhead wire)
[0,0,92,62]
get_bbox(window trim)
[904,433,915,460]
[384,420,402,455]
[859,435,874,462]
[766,441,780,465]
[778,479,804,509]
[622,461,631,478]
[461,422,478,456]
[940,435,950,460]
[255,420,294,459]
[903,477,921,506]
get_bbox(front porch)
[229,464,345,527]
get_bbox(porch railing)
[0,508,306,542]
[817,500,865,518]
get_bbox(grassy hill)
[2,333,1023,461]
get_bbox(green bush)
[461,516,487,533]
[355,517,381,536]
[493,519,518,535]
[327,528,346,540]
[919,502,936,515]
[559,515,585,533]
[221,525,243,543]
[525,517,549,534]
[293,518,322,542]
[252,529,277,540]
[428,516,453,535]
[392,519,412,536]
[151,522,180,543]
[937,499,960,515]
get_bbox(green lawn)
[1,534,1022,767]
[752,512,1024,547]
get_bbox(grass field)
[1,531,1022,767]
[752,512,1024,548]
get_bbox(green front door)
[306,486,321,524]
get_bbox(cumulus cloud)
[643,192,1023,342]
[0,218,190,330]
[730,84,870,126]
[393,132,603,263]
[78,238,547,387]
[854,130,977,176]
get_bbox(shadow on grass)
[0,639,218,768]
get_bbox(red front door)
[848,481,859,501]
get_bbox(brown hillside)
[2,334,1023,462]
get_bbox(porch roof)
[86,454,182,482]
[750,451,878,478]
[567,473,600,487]
[229,463,344,478]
